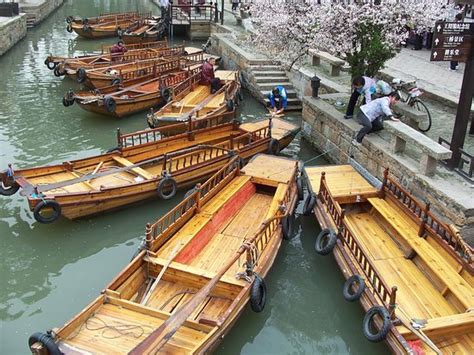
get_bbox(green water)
[0,0,387,354]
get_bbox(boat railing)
[382,169,473,270]
[318,172,397,316]
[169,69,202,98]
[119,60,180,81]
[146,156,240,245]
[163,145,232,174]
[101,40,168,54]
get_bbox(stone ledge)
[302,96,474,243]
[0,13,27,56]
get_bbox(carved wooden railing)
[101,39,168,53]
[145,156,240,247]
[381,168,473,270]
[162,145,232,174]
[318,172,397,316]
[117,59,180,81]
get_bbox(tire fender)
[342,275,366,302]
[226,99,235,112]
[111,77,122,86]
[44,59,56,70]
[250,274,266,313]
[103,96,117,113]
[28,332,62,355]
[76,68,87,83]
[0,179,20,196]
[282,213,295,240]
[296,176,304,201]
[33,200,61,224]
[267,138,280,155]
[157,177,177,200]
[160,87,172,102]
[66,23,73,33]
[362,306,392,342]
[314,228,337,255]
[302,193,316,216]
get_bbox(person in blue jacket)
[268,86,288,114]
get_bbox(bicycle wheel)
[413,99,432,132]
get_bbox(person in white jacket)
[352,92,400,145]
[344,76,377,119]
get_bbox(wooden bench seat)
[112,156,154,180]
[368,197,474,310]
[384,121,452,175]
[308,49,345,76]
[397,312,474,340]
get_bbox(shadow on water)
[0,0,388,353]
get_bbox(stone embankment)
[0,0,63,57]
[0,15,27,56]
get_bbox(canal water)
[0,0,387,354]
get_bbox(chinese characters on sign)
[430,21,474,62]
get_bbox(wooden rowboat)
[67,13,153,39]
[27,154,301,354]
[303,164,474,353]
[67,68,200,118]
[78,52,204,90]
[121,17,167,44]
[147,71,241,132]
[0,117,299,223]
[65,11,139,26]
[53,45,186,78]
[43,39,169,71]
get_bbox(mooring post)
[389,286,398,320]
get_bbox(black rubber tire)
[413,99,432,133]
[45,59,56,70]
[83,24,90,32]
[53,66,65,77]
[157,177,177,200]
[33,200,61,224]
[28,332,62,355]
[0,180,20,196]
[226,99,235,112]
[111,77,122,86]
[343,275,366,302]
[83,18,89,25]
[314,228,337,255]
[103,96,116,113]
[267,138,280,155]
[302,193,316,216]
[62,96,74,107]
[76,68,87,83]
[282,213,295,240]
[66,23,73,33]
[106,146,120,153]
[160,87,172,102]
[66,15,73,24]
[296,176,304,201]
[117,27,123,38]
[362,306,392,343]
[250,274,266,313]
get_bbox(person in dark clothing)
[344,76,377,119]
[200,58,221,93]
[110,41,128,61]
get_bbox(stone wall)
[0,14,27,56]
[20,0,64,27]
[302,97,474,243]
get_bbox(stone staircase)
[248,65,302,111]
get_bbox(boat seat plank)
[196,297,231,323]
[397,312,474,340]
[112,156,154,180]
[241,155,297,185]
[368,197,474,310]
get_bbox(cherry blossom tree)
[248,0,450,76]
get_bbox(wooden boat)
[44,39,169,71]
[52,45,186,78]
[147,71,241,132]
[67,13,153,39]
[65,11,139,26]
[0,117,299,223]
[27,154,301,354]
[303,164,474,353]
[67,68,199,118]
[78,51,204,90]
[121,17,167,44]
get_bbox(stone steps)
[249,65,283,72]
[260,89,298,98]
[254,76,289,84]
[252,70,287,77]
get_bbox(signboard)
[430,21,474,62]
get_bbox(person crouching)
[352,92,400,146]
[200,58,221,94]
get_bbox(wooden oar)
[128,217,282,354]
[140,242,183,306]
[397,308,442,354]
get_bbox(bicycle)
[391,79,432,132]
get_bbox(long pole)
[447,55,474,169]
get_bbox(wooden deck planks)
[305,165,378,197]
[368,197,474,310]
[241,154,296,184]
[240,117,296,141]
